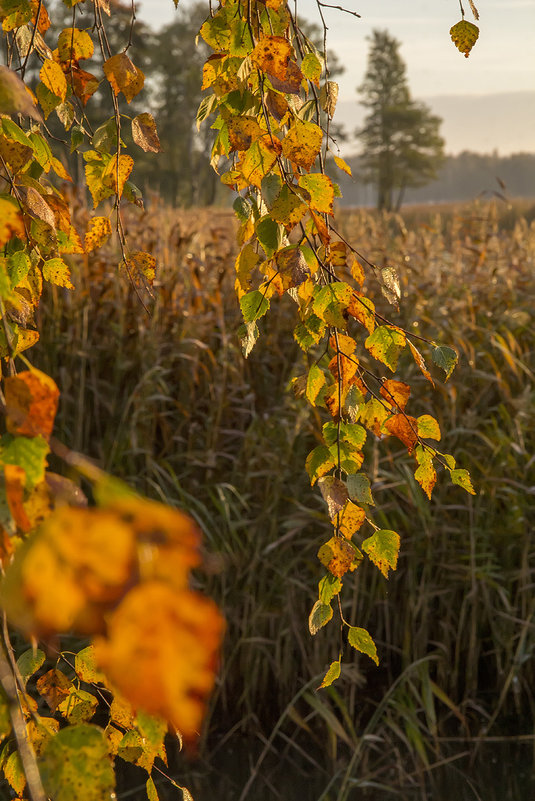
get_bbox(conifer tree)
[357,30,445,211]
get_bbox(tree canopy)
[357,30,445,211]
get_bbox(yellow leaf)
[0,197,25,246]
[298,173,334,214]
[450,19,479,58]
[103,154,133,198]
[40,59,67,102]
[333,155,351,176]
[93,582,224,741]
[334,500,366,539]
[42,257,74,289]
[84,216,112,252]
[251,35,292,81]
[380,379,411,412]
[317,536,359,579]
[103,53,144,103]
[57,27,94,62]
[281,120,322,171]
[130,250,156,285]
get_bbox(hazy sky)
[136,0,535,97]
[135,0,535,153]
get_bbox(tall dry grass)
[35,198,535,800]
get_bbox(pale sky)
[135,0,535,154]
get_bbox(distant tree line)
[334,151,535,207]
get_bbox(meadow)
[35,198,535,800]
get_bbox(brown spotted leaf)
[450,19,479,57]
[318,476,348,518]
[84,216,112,252]
[361,529,400,578]
[36,669,73,712]
[5,369,59,439]
[103,53,144,102]
[317,536,359,579]
[281,120,322,171]
[380,380,410,412]
[131,112,161,153]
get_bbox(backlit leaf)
[306,364,327,406]
[380,379,410,412]
[450,19,479,57]
[335,501,366,539]
[239,136,281,188]
[301,52,322,86]
[305,445,335,485]
[251,35,292,80]
[384,414,419,452]
[0,64,42,121]
[362,529,400,578]
[318,573,342,604]
[408,340,435,386]
[319,660,341,688]
[74,646,108,686]
[308,600,332,635]
[4,750,25,796]
[131,112,161,153]
[450,468,476,495]
[240,290,270,323]
[4,369,59,440]
[1,433,49,488]
[317,536,359,579]
[93,582,224,740]
[417,414,441,441]
[432,345,458,380]
[40,724,115,801]
[57,27,94,62]
[84,216,111,252]
[365,325,406,372]
[347,294,375,333]
[347,626,379,665]
[281,120,322,171]
[298,173,334,214]
[36,668,73,711]
[42,257,74,289]
[58,687,98,724]
[320,80,338,118]
[333,155,351,176]
[40,58,67,101]
[103,53,144,102]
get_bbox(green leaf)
[57,688,98,724]
[450,468,476,495]
[255,215,281,257]
[361,529,400,578]
[0,688,11,743]
[346,474,375,506]
[40,724,115,801]
[347,626,379,665]
[319,660,341,689]
[365,325,406,372]
[432,345,458,381]
[17,648,46,686]
[239,290,270,324]
[318,573,342,604]
[233,196,252,224]
[313,282,352,328]
[308,600,333,635]
[260,174,283,208]
[146,777,159,801]
[0,434,49,489]
[305,445,335,485]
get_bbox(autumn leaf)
[132,112,161,153]
[93,582,224,740]
[103,53,144,102]
[335,501,366,539]
[40,59,67,102]
[317,536,360,579]
[4,369,59,439]
[384,414,419,453]
[305,445,335,485]
[417,414,441,441]
[42,257,74,289]
[365,325,406,372]
[251,35,292,80]
[449,468,476,495]
[361,529,400,578]
[319,659,341,688]
[0,197,25,245]
[36,668,72,711]
[298,173,334,214]
[432,345,458,380]
[450,19,479,57]
[281,120,322,171]
[40,724,115,801]
[57,27,94,62]
[380,379,411,412]
[408,340,435,386]
[347,626,379,665]
[414,447,437,500]
[318,476,348,518]
[308,600,332,635]
[0,65,42,121]
[130,250,156,285]
[84,216,112,252]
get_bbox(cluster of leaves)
[0,1,224,799]
[197,0,475,686]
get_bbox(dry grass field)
[35,198,535,800]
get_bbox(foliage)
[0,0,484,799]
[356,29,445,211]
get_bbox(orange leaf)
[228,116,263,152]
[251,35,292,81]
[0,198,25,246]
[317,536,359,579]
[334,501,366,539]
[4,464,32,533]
[103,53,144,103]
[384,414,419,453]
[131,112,161,153]
[380,379,410,412]
[4,369,59,439]
[93,582,224,741]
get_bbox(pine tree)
[357,30,445,211]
